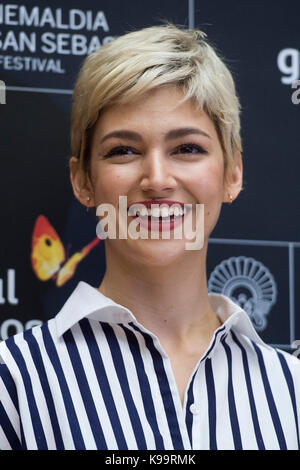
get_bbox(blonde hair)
[71,23,242,185]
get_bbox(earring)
[228,194,233,204]
[86,196,90,212]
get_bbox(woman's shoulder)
[273,345,300,378]
[246,335,300,391]
[230,328,300,387]
[0,318,55,368]
[241,331,300,369]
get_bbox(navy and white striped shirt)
[0,281,299,450]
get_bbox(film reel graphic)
[208,256,277,331]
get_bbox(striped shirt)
[0,281,299,450]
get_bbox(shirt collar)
[208,292,272,350]
[55,281,137,337]
[55,281,271,349]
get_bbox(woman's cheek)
[93,173,133,208]
[191,175,223,203]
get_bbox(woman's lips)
[126,201,192,233]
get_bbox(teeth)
[132,207,148,216]
[150,207,160,218]
[129,204,187,218]
[161,207,170,217]
[140,207,148,216]
[147,206,184,218]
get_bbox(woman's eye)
[174,143,207,155]
[102,143,207,159]
[103,146,136,158]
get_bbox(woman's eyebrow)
[99,127,211,144]
[100,130,142,144]
[165,127,211,140]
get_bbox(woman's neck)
[98,243,221,350]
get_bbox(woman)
[0,24,299,450]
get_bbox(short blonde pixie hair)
[71,23,242,186]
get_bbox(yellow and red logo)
[31,215,101,286]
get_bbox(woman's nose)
[139,151,177,193]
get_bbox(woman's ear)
[223,151,243,203]
[69,156,94,209]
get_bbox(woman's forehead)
[92,87,217,140]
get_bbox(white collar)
[55,281,271,349]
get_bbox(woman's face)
[82,85,241,266]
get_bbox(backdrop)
[0,0,299,353]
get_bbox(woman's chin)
[124,237,194,267]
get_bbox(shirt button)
[189,403,200,415]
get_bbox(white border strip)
[188,0,195,29]
[209,238,300,247]
[6,86,73,95]
[289,244,295,344]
